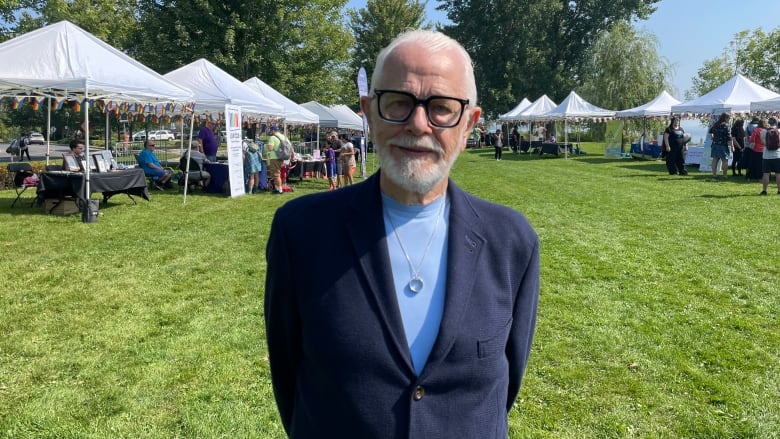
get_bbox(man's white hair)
[370,29,477,105]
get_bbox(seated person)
[179,145,211,189]
[138,139,173,190]
[67,139,86,169]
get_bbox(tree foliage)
[437,0,660,118]
[688,55,733,100]
[579,21,672,110]
[738,28,780,93]
[129,0,355,104]
[0,0,357,105]
[689,28,780,99]
[347,0,429,86]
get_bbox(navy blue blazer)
[265,172,540,438]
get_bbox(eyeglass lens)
[377,91,467,128]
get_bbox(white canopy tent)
[750,95,780,112]
[0,20,194,218]
[615,90,682,118]
[542,91,615,157]
[329,104,364,130]
[164,59,284,203]
[671,74,779,114]
[508,95,558,145]
[0,21,192,102]
[498,98,532,121]
[0,20,194,159]
[544,91,616,120]
[243,77,318,124]
[164,59,283,116]
[516,95,558,121]
[301,101,363,130]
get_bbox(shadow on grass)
[696,192,762,199]
[465,149,544,162]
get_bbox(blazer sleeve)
[505,235,540,411]
[264,209,301,434]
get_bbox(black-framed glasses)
[373,90,469,128]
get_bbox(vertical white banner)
[225,104,245,197]
[357,67,369,177]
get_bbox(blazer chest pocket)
[477,319,511,359]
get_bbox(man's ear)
[360,96,372,120]
[463,107,482,138]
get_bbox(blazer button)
[413,386,425,401]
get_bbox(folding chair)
[135,153,173,189]
[8,163,38,207]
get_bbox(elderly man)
[137,139,173,190]
[264,30,540,439]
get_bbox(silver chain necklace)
[385,199,445,294]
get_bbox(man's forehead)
[376,44,465,92]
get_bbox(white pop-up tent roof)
[543,91,615,120]
[0,20,197,210]
[672,74,779,114]
[329,104,364,130]
[301,101,363,130]
[498,97,532,121]
[165,59,283,115]
[615,90,682,118]
[0,20,192,102]
[243,77,318,124]
[751,95,780,112]
[515,95,558,121]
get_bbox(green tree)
[438,0,660,118]
[0,0,32,39]
[347,0,428,85]
[3,0,138,48]
[687,28,780,99]
[688,55,734,100]
[130,0,355,105]
[579,21,672,110]
[738,28,780,92]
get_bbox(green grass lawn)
[1,147,778,438]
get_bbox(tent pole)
[45,96,52,166]
[83,92,91,219]
[105,106,110,150]
[183,109,196,205]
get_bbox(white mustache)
[387,135,443,154]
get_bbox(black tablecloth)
[38,169,149,204]
[540,143,574,157]
[288,160,325,180]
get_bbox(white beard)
[376,134,459,194]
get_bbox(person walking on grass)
[708,113,732,180]
[494,128,503,161]
[731,118,746,176]
[265,29,540,439]
[759,116,780,195]
[663,116,688,176]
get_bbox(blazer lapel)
[424,182,484,371]
[346,174,415,374]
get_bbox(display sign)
[225,104,245,198]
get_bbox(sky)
[345,0,780,98]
